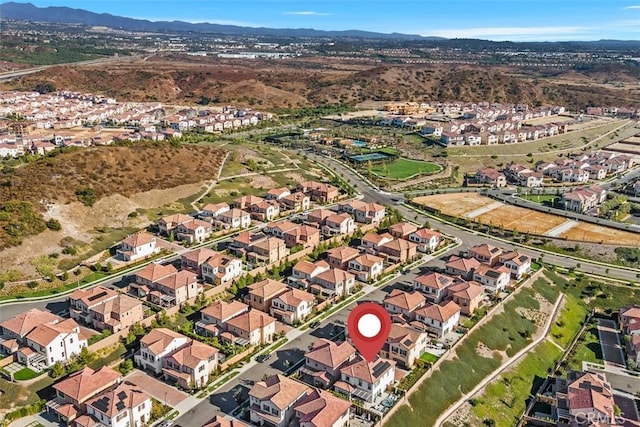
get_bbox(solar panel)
[92,396,110,412]
[372,361,390,379]
[88,291,108,302]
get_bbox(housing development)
[2,2,640,427]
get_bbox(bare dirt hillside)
[5,55,640,110]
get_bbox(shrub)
[46,218,62,231]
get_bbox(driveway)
[597,319,626,368]
[125,369,189,406]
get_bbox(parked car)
[256,353,272,363]
[309,321,321,328]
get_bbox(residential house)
[415,301,461,338]
[293,389,351,427]
[69,286,143,333]
[305,208,334,225]
[561,185,607,214]
[264,221,299,239]
[201,254,243,285]
[326,246,361,270]
[233,195,264,210]
[248,237,290,265]
[388,222,418,239]
[379,238,418,264]
[620,305,640,336]
[338,200,366,215]
[445,256,481,280]
[360,233,394,254]
[322,213,356,237]
[134,328,190,375]
[383,290,426,322]
[280,192,311,212]
[225,310,276,345]
[250,201,281,222]
[84,382,151,427]
[217,209,251,229]
[468,244,503,266]
[150,270,202,306]
[336,356,396,404]
[21,318,87,370]
[298,182,340,203]
[348,254,385,282]
[380,324,429,369]
[311,269,355,300]
[47,366,123,424]
[162,340,219,389]
[266,188,291,201]
[283,225,321,249]
[158,213,192,237]
[304,338,356,388]
[244,279,288,312]
[446,281,485,315]
[181,247,220,276]
[197,300,249,336]
[249,375,311,427]
[289,260,330,289]
[201,203,230,218]
[498,251,532,279]
[413,272,455,303]
[408,229,442,253]
[117,232,159,262]
[0,308,62,356]
[553,371,616,426]
[270,288,315,325]
[132,262,177,290]
[175,219,214,244]
[472,265,511,293]
[354,203,386,224]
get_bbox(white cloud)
[623,5,640,9]
[283,11,331,16]
[424,26,590,41]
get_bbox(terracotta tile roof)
[247,279,287,299]
[414,272,454,290]
[266,220,298,234]
[340,355,395,384]
[386,324,425,350]
[70,286,117,307]
[249,374,311,410]
[87,381,150,417]
[362,232,393,246]
[384,289,426,311]
[202,202,229,213]
[203,415,249,427]
[447,281,485,300]
[179,218,212,231]
[567,371,615,419]
[154,270,197,290]
[622,305,640,319]
[165,340,218,369]
[314,268,354,285]
[0,308,61,337]
[325,213,352,225]
[275,288,315,307]
[416,301,461,322]
[135,263,177,283]
[220,208,250,219]
[307,208,334,222]
[226,310,276,333]
[389,222,418,236]
[159,213,192,226]
[352,253,384,268]
[53,366,122,403]
[182,247,220,265]
[306,338,356,369]
[201,300,249,322]
[122,232,155,248]
[411,228,442,240]
[446,255,481,273]
[327,246,360,262]
[341,200,366,210]
[252,237,286,251]
[469,243,502,260]
[293,260,329,276]
[294,388,351,427]
[26,318,80,347]
[140,328,187,355]
[90,294,141,317]
[267,187,290,198]
[380,238,417,252]
[74,414,101,427]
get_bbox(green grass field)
[567,324,604,370]
[420,352,439,363]
[12,368,40,381]
[371,158,441,180]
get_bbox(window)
[70,338,74,344]
[116,412,127,422]
[138,402,145,410]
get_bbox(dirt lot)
[524,115,575,126]
[474,205,566,235]
[413,193,495,217]
[559,223,640,246]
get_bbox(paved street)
[173,251,455,427]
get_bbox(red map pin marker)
[347,302,392,362]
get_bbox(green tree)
[119,359,134,375]
[49,362,66,378]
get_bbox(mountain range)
[0,2,444,40]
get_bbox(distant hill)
[0,2,443,40]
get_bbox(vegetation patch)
[12,367,40,381]
[0,200,47,249]
[370,158,441,180]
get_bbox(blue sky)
[22,0,640,41]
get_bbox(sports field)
[371,158,441,180]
